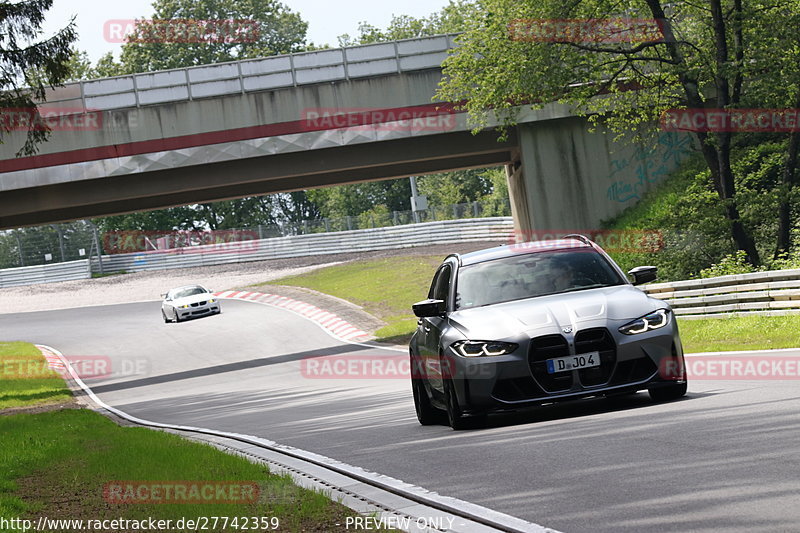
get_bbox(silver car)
[410,235,688,429]
[161,285,221,323]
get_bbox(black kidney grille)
[574,328,616,386]
[528,334,573,392]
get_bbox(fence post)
[346,216,353,231]
[258,224,264,240]
[324,218,330,232]
[52,224,66,262]
[90,222,104,275]
[473,201,480,217]
[13,231,24,267]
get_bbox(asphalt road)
[3,299,800,532]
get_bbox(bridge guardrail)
[644,269,800,318]
[0,259,91,288]
[40,34,459,114]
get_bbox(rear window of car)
[455,249,625,309]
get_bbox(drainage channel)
[43,344,558,533]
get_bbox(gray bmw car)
[409,235,687,429]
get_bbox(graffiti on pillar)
[607,132,693,203]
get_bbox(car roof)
[456,239,595,266]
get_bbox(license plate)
[546,351,600,374]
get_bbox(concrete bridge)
[0,34,692,231]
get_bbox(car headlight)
[619,309,671,335]
[451,340,518,357]
[179,304,190,309]
[208,298,216,303]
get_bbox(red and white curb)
[214,291,371,342]
[38,344,66,373]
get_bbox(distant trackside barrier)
[0,259,91,288]
[89,218,514,275]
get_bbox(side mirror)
[628,266,657,285]
[412,299,446,318]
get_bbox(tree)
[437,0,800,265]
[338,0,480,46]
[417,168,493,206]
[750,7,800,256]
[0,0,77,156]
[307,180,412,219]
[117,0,308,72]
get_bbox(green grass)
[0,341,395,531]
[0,409,363,531]
[0,342,71,409]
[678,315,800,353]
[263,255,443,343]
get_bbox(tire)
[412,374,444,425]
[649,381,687,402]
[444,379,484,430]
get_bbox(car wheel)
[444,379,481,430]
[648,381,687,402]
[411,363,444,425]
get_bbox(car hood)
[170,293,213,305]
[448,285,663,340]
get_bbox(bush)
[698,251,758,278]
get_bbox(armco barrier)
[644,269,800,318]
[90,218,515,274]
[0,259,91,288]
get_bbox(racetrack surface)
[3,299,800,532]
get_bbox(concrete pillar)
[505,149,531,242]
[510,118,694,236]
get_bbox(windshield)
[455,249,625,310]
[170,286,207,299]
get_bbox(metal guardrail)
[90,218,514,274]
[0,259,91,288]
[40,34,458,115]
[645,269,800,318]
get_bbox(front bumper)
[177,302,221,319]
[447,326,684,414]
